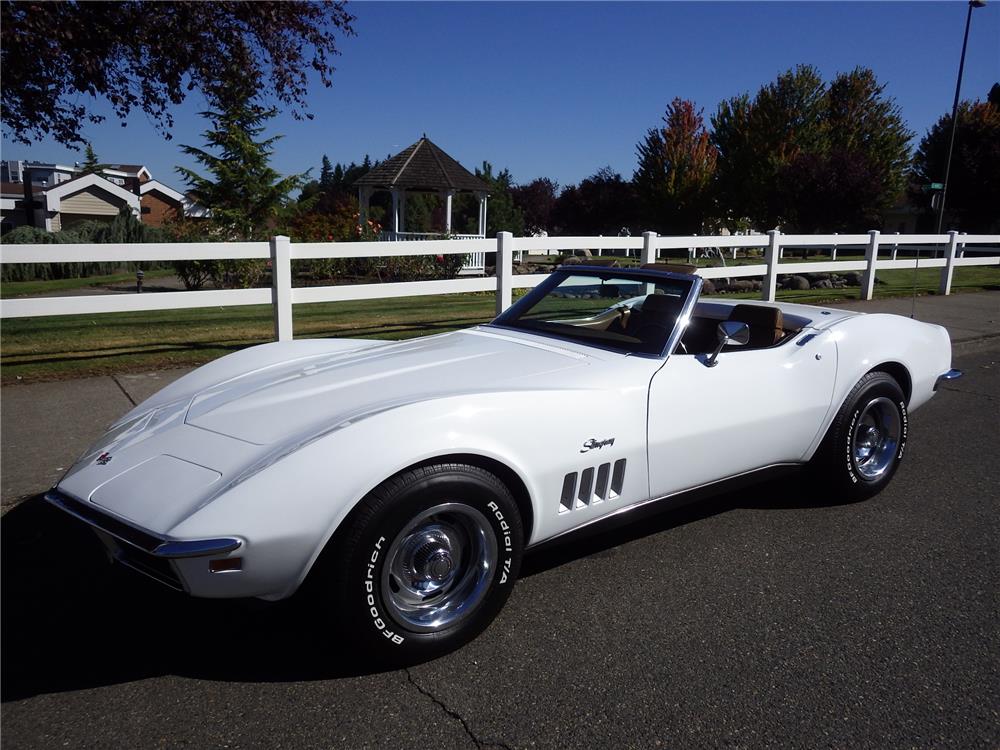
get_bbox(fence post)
[831,232,838,261]
[958,232,966,258]
[891,231,900,261]
[642,231,657,265]
[860,230,880,301]
[270,235,293,341]
[939,230,959,295]
[496,232,514,315]
[762,230,780,302]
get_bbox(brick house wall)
[140,191,182,227]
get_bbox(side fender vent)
[559,459,626,514]
[559,473,577,514]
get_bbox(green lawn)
[1,264,997,382]
[1,269,175,298]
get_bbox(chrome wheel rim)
[852,396,901,481]
[382,503,497,633]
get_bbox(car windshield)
[490,269,697,355]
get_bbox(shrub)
[0,209,171,282]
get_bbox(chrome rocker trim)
[934,369,963,391]
[44,489,242,559]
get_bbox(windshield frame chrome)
[487,265,703,360]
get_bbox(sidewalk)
[2,291,998,509]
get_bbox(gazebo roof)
[354,137,489,193]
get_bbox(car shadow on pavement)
[1,496,381,701]
[521,473,850,577]
[1,476,844,701]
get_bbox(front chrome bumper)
[44,490,242,590]
[934,369,963,391]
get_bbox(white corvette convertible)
[47,266,960,659]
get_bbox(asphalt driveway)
[2,344,997,748]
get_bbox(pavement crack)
[404,668,513,750]
[110,375,137,406]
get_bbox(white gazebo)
[354,137,490,270]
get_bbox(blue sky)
[3,1,998,190]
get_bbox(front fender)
[170,386,649,599]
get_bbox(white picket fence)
[1,230,997,342]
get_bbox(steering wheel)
[617,306,631,331]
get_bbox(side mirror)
[706,321,749,367]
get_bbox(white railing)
[379,231,488,274]
[1,231,997,342]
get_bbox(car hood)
[182,329,591,445]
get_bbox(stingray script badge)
[580,437,615,453]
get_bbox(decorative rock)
[814,279,834,289]
[701,279,716,295]
[789,275,811,290]
[844,272,862,286]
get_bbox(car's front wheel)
[319,463,523,663]
[811,371,908,502]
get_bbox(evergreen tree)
[472,162,525,237]
[176,50,305,240]
[81,143,103,175]
[320,155,335,192]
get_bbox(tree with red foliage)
[552,168,637,236]
[634,98,717,234]
[511,178,560,234]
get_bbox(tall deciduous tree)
[711,65,911,232]
[176,58,305,241]
[1,1,355,148]
[778,68,912,232]
[911,89,1000,232]
[634,98,717,234]
[511,178,560,234]
[552,168,637,236]
[711,65,828,229]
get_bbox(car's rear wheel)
[318,463,523,663]
[811,371,908,501]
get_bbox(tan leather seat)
[727,304,784,348]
